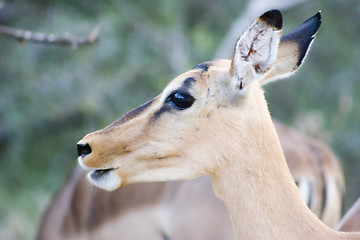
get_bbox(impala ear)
[229,10,282,91]
[259,11,322,85]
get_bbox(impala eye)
[167,91,195,110]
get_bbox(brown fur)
[274,120,345,227]
[337,198,360,232]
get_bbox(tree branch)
[0,24,101,49]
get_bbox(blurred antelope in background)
[75,10,360,239]
[337,198,360,232]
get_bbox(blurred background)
[0,0,359,239]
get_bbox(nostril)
[77,143,92,157]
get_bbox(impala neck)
[210,87,348,240]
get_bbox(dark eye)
[168,91,195,110]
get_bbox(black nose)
[77,143,92,157]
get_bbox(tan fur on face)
[78,59,240,188]
[77,12,315,190]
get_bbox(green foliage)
[0,0,359,239]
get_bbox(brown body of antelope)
[337,198,360,232]
[36,120,344,240]
[77,10,360,239]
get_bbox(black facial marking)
[104,98,154,129]
[152,104,173,121]
[152,77,197,122]
[119,99,154,123]
[153,104,172,121]
[192,61,212,72]
[183,77,196,88]
[153,90,195,121]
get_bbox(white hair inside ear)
[230,10,282,92]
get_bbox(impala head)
[77,10,321,191]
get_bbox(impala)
[77,10,359,239]
[337,198,360,232]
[274,119,344,228]
[36,120,344,240]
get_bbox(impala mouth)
[77,157,122,191]
[86,167,121,191]
[90,168,117,180]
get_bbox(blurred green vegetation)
[0,0,359,239]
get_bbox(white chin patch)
[87,169,122,191]
[77,157,121,191]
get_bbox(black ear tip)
[315,11,322,27]
[259,9,283,30]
